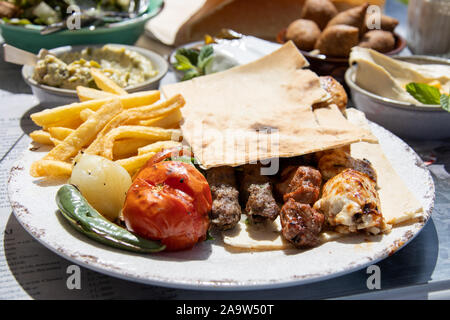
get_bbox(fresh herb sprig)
[173,45,214,81]
[405,82,450,112]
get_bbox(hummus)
[349,47,450,105]
[33,45,158,90]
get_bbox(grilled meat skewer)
[240,164,279,222]
[206,166,242,230]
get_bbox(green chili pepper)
[56,184,165,253]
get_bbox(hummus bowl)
[345,55,450,140]
[22,44,168,106]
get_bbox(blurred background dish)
[277,28,405,84]
[168,34,281,82]
[0,0,164,53]
[345,55,450,140]
[22,43,168,105]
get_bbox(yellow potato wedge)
[90,68,128,95]
[43,99,123,161]
[76,86,118,101]
[47,127,74,140]
[30,160,72,178]
[30,90,160,127]
[137,140,182,155]
[139,108,182,128]
[85,94,185,156]
[99,126,181,160]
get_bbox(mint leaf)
[176,48,199,65]
[441,94,450,112]
[198,45,214,68]
[182,68,200,81]
[174,54,196,71]
[198,55,214,70]
[405,82,441,105]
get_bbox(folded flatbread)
[162,41,377,169]
[223,108,424,250]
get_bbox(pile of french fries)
[29,69,184,178]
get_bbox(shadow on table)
[19,102,50,136]
[0,50,32,95]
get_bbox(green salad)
[0,0,132,26]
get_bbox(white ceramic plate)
[8,121,434,290]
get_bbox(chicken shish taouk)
[313,169,389,235]
[316,148,377,182]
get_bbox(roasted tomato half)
[123,153,212,251]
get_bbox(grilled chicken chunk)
[206,166,242,230]
[280,198,325,248]
[317,148,377,182]
[240,164,279,222]
[275,165,322,204]
[313,169,389,235]
[313,76,348,113]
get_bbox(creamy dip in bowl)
[22,44,168,105]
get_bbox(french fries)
[41,99,123,163]
[79,108,95,122]
[30,160,73,177]
[85,94,185,156]
[90,68,128,95]
[76,86,118,101]
[100,126,181,160]
[138,108,183,128]
[31,90,160,127]
[29,74,186,178]
[30,130,54,145]
[113,138,156,159]
[48,127,74,141]
[117,141,183,176]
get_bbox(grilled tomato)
[123,150,212,251]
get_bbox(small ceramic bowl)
[345,55,450,140]
[22,44,168,106]
[276,29,406,84]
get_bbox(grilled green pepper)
[56,184,165,253]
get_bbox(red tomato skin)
[123,161,211,251]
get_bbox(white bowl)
[22,44,168,106]
[345,55,450,140]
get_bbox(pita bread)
[162,42,376,169]
[223,109,424,251]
